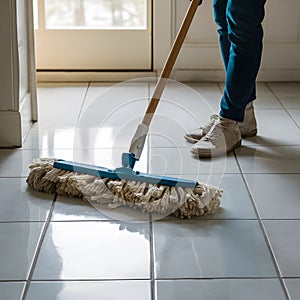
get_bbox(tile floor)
[0,81,300,300]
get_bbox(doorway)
[34,0,152,70]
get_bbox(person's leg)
[213,0,255,107]
[213,0,230,69]
[191,0,266,157]
[185,0,261,145]
[219,0,266,122]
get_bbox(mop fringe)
[26,158,222,219]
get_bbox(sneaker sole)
[191,140,242,158]
[184,135,199,144]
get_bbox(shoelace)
[201,114,219,131]
[202,118,231,142]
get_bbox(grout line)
[50,217,250,222]
[0,176,29,179]
[148,81,156,300]
[0,280,26,283]
[287,111,300,131]
[0,221,50,224]
[238,172,300,175]
[3,217,300,225]
[21,194,57,300]
[147,81,151,175]
[149,214,156,300]
[233,150,291,300]
[27,278,151,282]
[265,83,300,130]
[152,218,260,222]
[261,219,300,221]
[3,277,300,283]
[75,82,91,129]
[264,83,286,110]
[266,83,300,129]
[154,276,281,280]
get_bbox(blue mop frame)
[53,153,197,189]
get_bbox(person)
[185,0,267,157]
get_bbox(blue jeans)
[213,0,266,122]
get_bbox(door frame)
[36,0,153,81]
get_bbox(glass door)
[34,0,152,70]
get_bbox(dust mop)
[27,0,222,218]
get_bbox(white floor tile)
[149,147,240,175]
[187,82,223,113]
[0,222,43,280]
[51,196,110,221]
[284,279,300,300]
[23,128,77,149]
[32,221,150,280]
[154,81,220,118]
[245,174,300,219]
[52,196,151,223]
[255,83,284,109]
[3,82,300,298]
[243,109,300,146]
[149,114,205,148]
[83,82,148,111]
[199,174,257,219]
[0,149,41,177]
[235,145,300,174]
[156,279,286,300]
[24,125,146,149]
[263,220,300,277]
[77,106,146,130]
[288,109,300,127]
[26,280,151,300]
[0,178,53,222]
[0,282,25,300]
[268,83,300,109]
[187,82,223,102]
[217,83,284,109]
[36,84,88,128]
[148,85,219,148]
[165,174,256,220]
[153,220,276,278]
[0,148,124,179]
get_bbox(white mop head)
[26,158,222,219]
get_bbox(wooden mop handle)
[142,0,201,126]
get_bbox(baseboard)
[170,70,226,82]
[37,69,300,83]
[0,111,22,148]
[0,94,33,148]
[37,71,157,82]
[168,69,300,82]
[257,69,300,82]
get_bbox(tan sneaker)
[185,102,257,143]
[239,101,257,138]
[184,114,219,143]
[191,116,241,158]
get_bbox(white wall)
[154,0,300,81]
[0,1,18,111]
[0,0,37,147]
